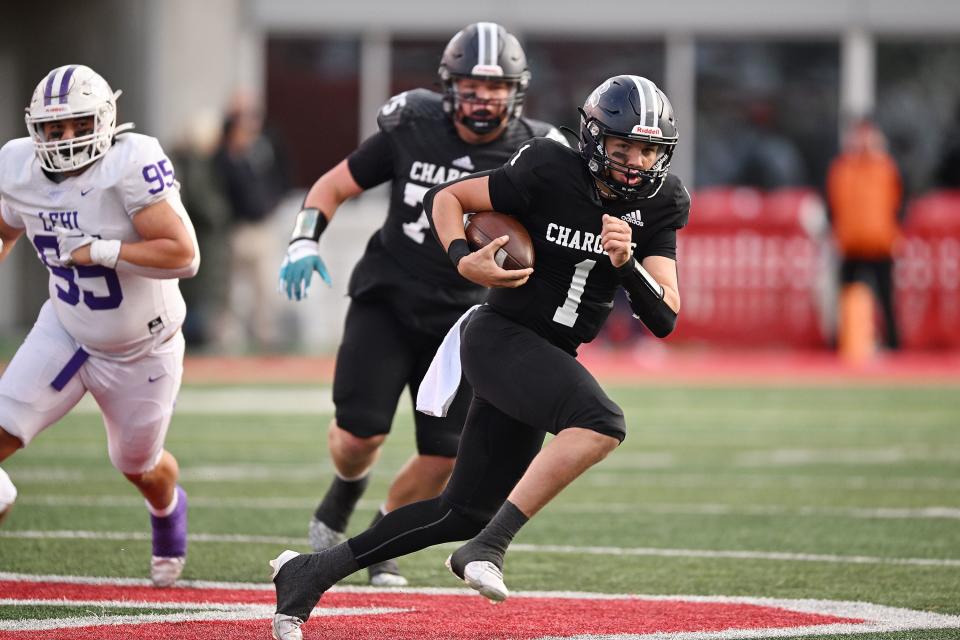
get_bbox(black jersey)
[345,89,562,335]
[487,137,690,354]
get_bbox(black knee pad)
[334,407,392,439]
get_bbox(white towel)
[416,304,481,417]
[0,467,16,508]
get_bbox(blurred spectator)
[171,110,231,350]
[934,102,960,188]
[734,101,807,189]
[826,117,902,357]
[214,92,292,351]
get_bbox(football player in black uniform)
[268,74,688,640]
[277,22,563,587]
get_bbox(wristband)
[90,239,122,269]
[447,238,472,268]
[290,207,328,243]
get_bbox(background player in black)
[268,74,688,640]
[277,22,562,587]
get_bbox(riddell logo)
[470,64,504,76]
[631,125,662,136]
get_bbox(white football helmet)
[25,65,133,172]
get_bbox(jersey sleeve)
[672,183,691,230]
[120,136,180,216]
[347,131,395,189]
[639,226,678,260]
[488,137,550,217]
[638,181,691,260]
[0,144,24,229]
[0,196,23,229]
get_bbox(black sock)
[449,500,528,576]
[313,474,369,533]
[347,497,484,569]
[274,542,359,621]
[368,507,385,528]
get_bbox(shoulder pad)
[521,119,570,147]
[377,89,446,133]
[661,174,691,228]
[506,136,582,185]
[0,138,36,193]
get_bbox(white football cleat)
[445,555,509,603]
[308,517,345,552]
[368,558,409,587]
[150,556,185,588]
[270,549,301,580]
[272,613,304,640]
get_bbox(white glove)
[55,227,121,269]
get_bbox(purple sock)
[150,485,188,558]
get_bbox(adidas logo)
[452,155,475,171]
[620,210,644,227]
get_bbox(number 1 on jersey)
[553,259,596,327]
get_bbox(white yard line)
[15,494,960,520]
[1,529,957,567]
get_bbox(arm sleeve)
[346,131,395,189]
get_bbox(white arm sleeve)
[116,192,201,279]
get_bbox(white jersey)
[0,133,189,360]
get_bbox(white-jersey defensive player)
[0,65,200,586]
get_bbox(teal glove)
[279,239,332,301]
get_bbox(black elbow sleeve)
[617,258,678,338]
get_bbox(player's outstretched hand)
[457,235,533,289]
[601,214,633,268]
[278,239,332,301]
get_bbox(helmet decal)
[476,22,499,69]
[43,66,78,107]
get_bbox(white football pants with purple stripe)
[0,301,184,474]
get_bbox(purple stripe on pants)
[50,347,89,391]
[43,70,58,106]
[56,66,76,105]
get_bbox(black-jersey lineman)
[270,75,689,640]
[277,22,563,587]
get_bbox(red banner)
[671,187,831,347]
[896,191,960,349]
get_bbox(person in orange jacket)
[826,117,902,351]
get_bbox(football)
[464,211,535,270]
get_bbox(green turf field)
[1,383,958,639]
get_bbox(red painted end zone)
[0,579,864,640]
